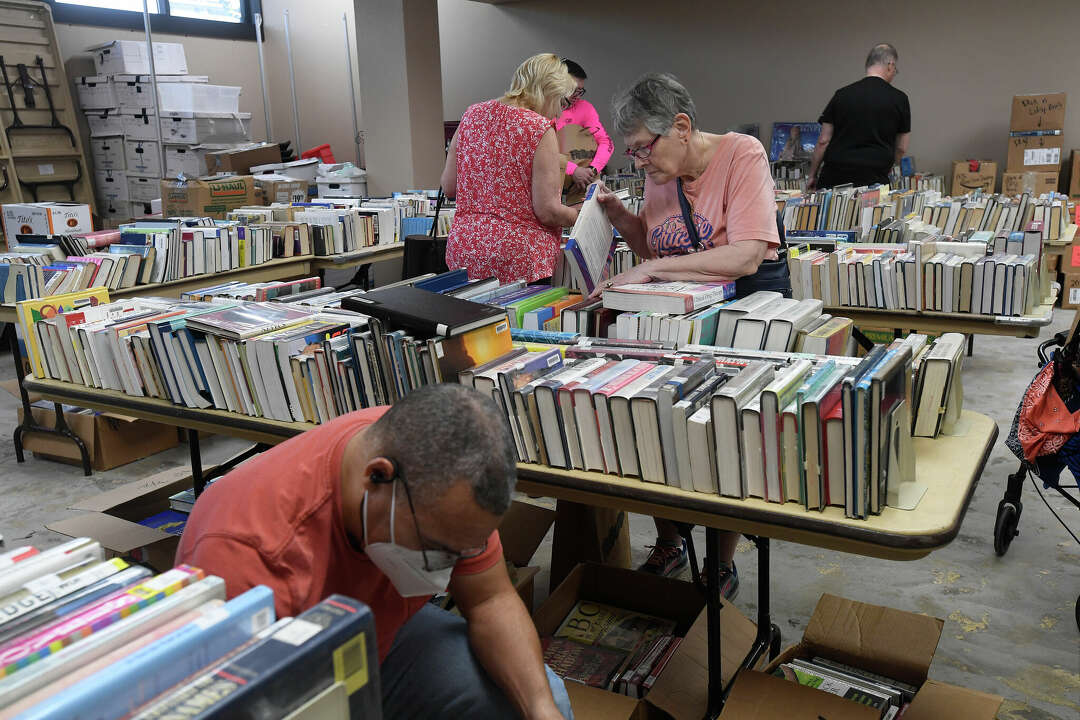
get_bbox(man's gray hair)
[865,43,898,70]
[368,383,517,515]
[611,73,697,137]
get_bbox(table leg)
[704,528,725,719]
[675,522,702,588]
[6,322,91,475]
[967,334,975,357]
[189,429,204,497]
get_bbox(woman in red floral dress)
[442,54,580,283]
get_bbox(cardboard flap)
[565,683,642,720]
[803,594,943,686]
[46,511,169,554]
[901,680,1003,720]
[646,601,759,720]
[71,466,193,512]
[718,671,879,720]
[100,412,140,423]
[498,500,555,567]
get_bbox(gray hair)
[865,43,898,70]
[369,383,517,515]
[611,73,697,137]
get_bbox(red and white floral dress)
[446,99,561,283]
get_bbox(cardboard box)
[1062,273,1080,309]
[85,109,123,137]
[949,160,996,196]
[161,175,259,219]
[46,466,193,571]
[1002,170,1059,197]
[755,593,1002,720]
[1010,92,1067,132]
[74,76,116,110]
[127,176,160,203]
[1006,134,1064,173]
[255,173,308,205]
[204,144,282,175]
[164,144,212,179]
[499,500,555,613]
[720,671,878,719]
[95,169,129,203]
[89,40,188,76]
[536,563,759,720]
[125,139,162,178]
[16,403,180,472]
[120,110,158,142]
[1,202,93,239]
[88,137,126,171]
[113,74,209,113]
[160,113,252,145]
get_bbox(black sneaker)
[638,541,688,577]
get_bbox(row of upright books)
[0,538,380,719]
[0,200,403,303]
[780,183,1073,242]
[787,231,1043,316]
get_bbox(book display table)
[2,245,402,474]
[19,376,998,717]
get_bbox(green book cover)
[507,287,568,328]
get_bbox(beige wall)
[54,0,363,165]
[439,0,1080,183]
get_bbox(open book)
[564,183,617,294]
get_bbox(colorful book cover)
[0,558,130,631]
[554,600,676,654]
[542,636,627,689]
[506,287,570,328]
[0,565,204,677]
[137,510,188,536]
[16,288,111,378]
[15,585,275,720]
[435,317,513,378]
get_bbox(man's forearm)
[468,591,563,720]
[808,142,827,181]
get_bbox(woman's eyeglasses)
[625,134,662,160]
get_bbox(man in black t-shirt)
[808,44,911,190]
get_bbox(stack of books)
[0,540,380,718]
[772,656,918,718]
[542,599,680,698]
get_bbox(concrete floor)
[1,309,1078,718]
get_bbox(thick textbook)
[130,594,379,720]
[601,281,736,314]
[16,585,275,720]
[183,302,313,340]
[0,539,103,600]
[343,284,509,337]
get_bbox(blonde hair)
[501,53,576,117]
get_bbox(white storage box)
[317,174,368,198]
[113,74,209,112]
[157,84,241,115]
[85,109,122,137]
[75,76,116,109]
[159,113,251,145]
[89,137,126,171]
[121,110,158,142]
[124,139,162,178]
[164,144,212,178]
[99,198,130,223]
[128,200,156,219]
[94,169,129,203]
[88,40,188,76]
[127,175,160,203]
[1,203,93,239]
[251,157,320,182]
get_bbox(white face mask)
[362,480,455,598]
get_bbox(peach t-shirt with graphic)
[641,132,780,259]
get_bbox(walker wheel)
[994,502,1021,556]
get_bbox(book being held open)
[564,183,617,294]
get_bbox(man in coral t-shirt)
[176,384,572,719]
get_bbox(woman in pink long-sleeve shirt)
[556,59,615,193]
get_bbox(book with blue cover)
[137,509,188,536]
[15,586,276,720]
[129,595,380,720]
[414,268,468,294]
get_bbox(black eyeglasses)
[570,87,586,101]
[395,466,488,572]
[559,96,573,111]
[625,134,662,160]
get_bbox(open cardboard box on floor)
[5,381,181,472]
[537,563,759,720]
[720,593,1002,719]
[499,500,555,613]
[46,466,194,572]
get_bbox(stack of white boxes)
[76,40,252,224]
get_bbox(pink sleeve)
[725,138,780,247]
[580,101,614,172]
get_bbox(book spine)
[0,565,204,675]
[17,586,275,720]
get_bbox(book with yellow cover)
[554,600,676,653]
[434,317,512,378]
[17,288,111,378]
